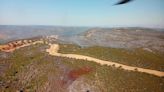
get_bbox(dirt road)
[46,44,164,77]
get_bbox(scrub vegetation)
[59,43,164,71]
[0,42,163,92]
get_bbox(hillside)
[0,27,164,92]
[60,28,164,53]
[0,38,163,92]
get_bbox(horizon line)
[0,24,164,29]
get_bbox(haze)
[0,0,164,28]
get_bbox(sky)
[0,0,164,28]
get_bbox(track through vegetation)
[46,44,164,77]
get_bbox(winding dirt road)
[46,44,164,77]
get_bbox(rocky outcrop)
[0,39,43,52]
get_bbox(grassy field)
[59,43,164,71]
[0,43,163,92]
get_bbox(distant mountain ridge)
[60,28,164,52]
[1,25,164,52]
[0,25,89,43]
